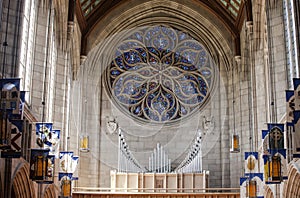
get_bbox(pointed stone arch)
[44,184,57,198]
[283,159,300,197]
[263,184,274,198]
[11,163,34,198]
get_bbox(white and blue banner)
[293,78,300,111]
[240,173,264,198]
[43,129,60,158]
[286,90,295,123]
[0,78,20,114]
[71,156,79,173]
[58,172,73,181]
[293,110,300,154]
[44,155,55,184]
[59,151,74,173]
[244,152,259,174]
[71,156,79,180]
[35,122,53,148]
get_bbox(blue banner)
[11,120,23,134]
[35,123,53,148]
[0,78,20,90]
[293,78,300,90]
[293,111,300,124]
[42,155,55,184]
[262,130,268,139]
[267,123,284,150]
[244,152,258,160]
[267,123,284,132]
[285,90,294,102]
[36,122,53,135]
[58,173,73,181]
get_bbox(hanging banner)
[11,119,23,133]
[293,78,300,111]
[42,155,55,184]
[240,174,264,198]
[35,122,53,148]
[244,152,259,174]
[30,148,50,181]
[9,119,23,152]
[286,90,295,123]
[59,173,73,197]
[267,123,285,151]
[0,111,11,149]
[59,151,74,173]
[9,91,26,120]
[71,156,79,173]
[48,129,60,158]
[293,78,300,154]
[0,78,20,114]
[41,129,60,158]
[1,91,26,155]
[59,172,73,181]
[293,111,300,154]
[261,130,269,155]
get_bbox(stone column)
[246,21,258,152]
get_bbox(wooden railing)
[72,187,240,198]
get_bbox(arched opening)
[44,184,56,198]
[264,184,274,198]
[284,162,300,197]
[11,164,34,198]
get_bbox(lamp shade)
[79,134,89,152]
[230,134,240,153]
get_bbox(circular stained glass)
[106,26,214,123]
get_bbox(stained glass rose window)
[106,26,214,123]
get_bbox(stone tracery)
[107,26,214,123]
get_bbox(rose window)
[106,26,214,123]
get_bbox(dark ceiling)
[75,0,252,55]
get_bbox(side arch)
[263,184,274,198]
[283,159,300,197]
[11,163,34,198]
[44,184,56,198]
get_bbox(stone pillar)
[295,0,300,70]
[246,21,258,152]
[67,21,74,50]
